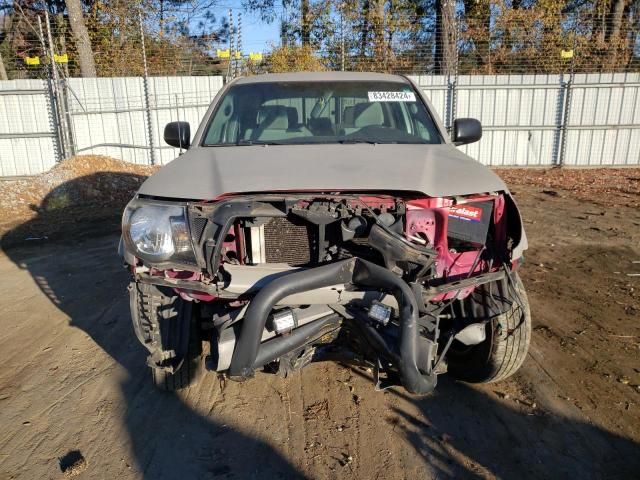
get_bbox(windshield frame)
[198,79,445,148]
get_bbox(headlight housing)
[122,199,197,267]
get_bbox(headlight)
[122,200,196,266]
[129,205,180,257]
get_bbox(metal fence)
[418,72,640,166]
[0,79,59,176]
[1,72,639,176]
[3,7,639,79]
[65,76,223,166]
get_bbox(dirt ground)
[0,166,639,479]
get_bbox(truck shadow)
[2,173,639,479]
[382,375,640,479]
[1,173,304,479]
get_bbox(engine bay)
[128,191,525,394]
[180,192,511,299]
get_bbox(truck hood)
[138,144,507,199]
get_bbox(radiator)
[263,217,318,266]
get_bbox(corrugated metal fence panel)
[0,79,57,176]
[454,74,561,167]
[66,76,224,166]
[67,77,150,164]
[149,76,224,165]
[564,72,640,166]
[2,74,639,175]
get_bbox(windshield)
[202,81,442,146]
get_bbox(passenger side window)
[408,103,435,142]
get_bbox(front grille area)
[263,217,317,266]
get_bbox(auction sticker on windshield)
[368,91,416,102]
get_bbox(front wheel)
[447,272,531,384]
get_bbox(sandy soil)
[0,172,639,479]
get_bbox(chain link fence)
[0,6,639,176]
[2,6,639,79]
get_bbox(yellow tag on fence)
[25,56,40,66]
[249,52,263,62]
[54,54,69,63]
[217,49,230,59]
[561,49,574,59]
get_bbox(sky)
[218,1,282,53]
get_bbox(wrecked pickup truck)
[120,72,531,395]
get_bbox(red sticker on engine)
[449,205,483,222]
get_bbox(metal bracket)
[374,359,400,391]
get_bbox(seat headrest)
[343,106,355,126]
[354,102,384,128]
[285,107,299,127]
[256,105,290,130]
[310,117,333,135]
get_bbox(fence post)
[228,9,234,79]
[445,17,460,134]
[554,20,578,167]
[60,78,76,157]
[37,16,63,163]
[553,73,574,167]
[445,78,456,133]
[237,13,242,77]
[43,77,63,163]
[45,11,76,159]
[557,73,574,166]
[138,7,156,166]
[552,76,565,166]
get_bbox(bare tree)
[371,0,385,60]
[0,52,7,80]
[435,0,456,75]
[359,0,370,57]
[605,0,629,42]
[301,0,310,44]
[65,0,96,77]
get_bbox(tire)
[130,282,202,392]
[151,344,201,392]
[150,320,203,392]
[447,272,531,384]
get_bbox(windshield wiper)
[235,140,288,146]
[338,139,379,145]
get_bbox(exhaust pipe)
[228,258,437,395]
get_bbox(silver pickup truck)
[119,72,531,395]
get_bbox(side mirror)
[452,118,482,146]
[164,121,191,149]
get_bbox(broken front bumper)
[133,258,505,395]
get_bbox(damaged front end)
[121,191,527,395]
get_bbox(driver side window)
[205,93,237,144]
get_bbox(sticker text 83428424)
[368,91,416,102]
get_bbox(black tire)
[151,344,201,392]
[150,324,202,392]
[130,282,202,392]
[447,272,531,383]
